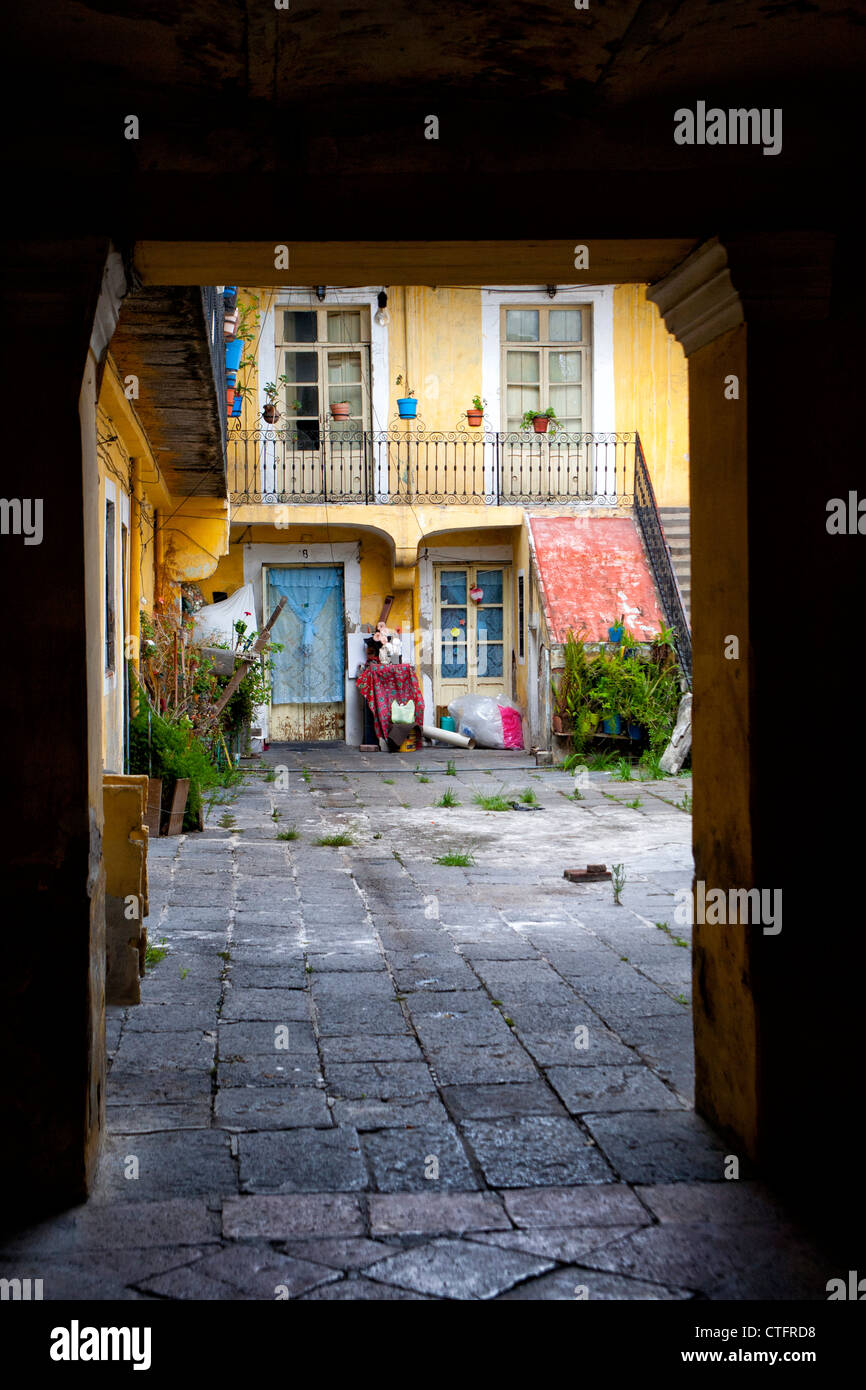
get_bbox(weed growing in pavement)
[519,787,539,805]
[473,789,511,811]
[217,812,236,828]
[675,992,689,1006]
[625,797,642,808]
[435,789,460,808]
[612,758,634,781]
[301,768,311,783]
[271,808,280,820]
[315,831,354,847]
[445,760,457,776]
[217,949,231,963]
[416,774,431,783]
[656,921,689,948]
[587,750,617,771]
[612,863,626,905]
[382,777,395,784]
[680,792,693,813]
[276,827,299,840]
[638,749,667,780]
[435,849,476,866]
[144,937,168,970]
[264,769,277,782]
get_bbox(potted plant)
[330,400,351,420]
[262,376,288,424]
[608,614,626,644]
[395,375,417,419]
[226,386,236,412]
[466,394,485,427]
[521,406,561,435]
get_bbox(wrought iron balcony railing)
[228,427,637,507]
[633,432,692,687]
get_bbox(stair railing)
[633,433,692,688]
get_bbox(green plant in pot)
[467,394,486,427]
[262,376,288,424]
[520,406,561,436]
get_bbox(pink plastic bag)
[499,704,524,749]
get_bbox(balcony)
[228,428,637,507]
[110,286,227,498]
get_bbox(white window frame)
[264,289,390,432]
[481,286,615,438]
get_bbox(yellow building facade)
[206,283,688,747]
[96,355,230,772]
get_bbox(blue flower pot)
[225,339,244,373]
[602,714,622,735]
[608,626,624,643]
[231,395,243,417]
[223,286,238,312]
[627,722,642,740]
[397,397,418,418]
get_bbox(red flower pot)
[532,415,550,433]
[226,387,235,409]
[330,402,350,420]
[466,408,483,427]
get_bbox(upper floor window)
[501,305,591,434]
[277,307,371,448]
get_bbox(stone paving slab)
[361,1126,480,1192]
[215,1087,331,1130]
[368,1191,511,1235]
[462,1116,617,1187]
[546,1065,684,1114]
[222,1194,365,1239]
[365,1237,553,1299]
[584,1111,731,1184]
[89,1132,237,1204]
[497,1267,693,1300]
[237,1129,368,1193]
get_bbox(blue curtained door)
[266,566,346,740]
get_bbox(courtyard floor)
[1,747,848,1300]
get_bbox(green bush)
[129,701,221,830]
[552,630,681,754]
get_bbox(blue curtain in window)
[268,567,344,704]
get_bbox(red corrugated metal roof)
[528,515,663,643]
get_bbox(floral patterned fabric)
[357,662,425,743]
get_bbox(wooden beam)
[134,240,698,288]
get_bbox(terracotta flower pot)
[226,387,235,409]
[330,402,350,420]
[466,408,483,427]
[262,404,279,424]
[532,415,550,433]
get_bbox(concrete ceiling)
[8,3,862,239]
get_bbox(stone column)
[648,233,858,1226]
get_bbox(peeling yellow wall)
[388,287,483,429]
[614,285,690,506]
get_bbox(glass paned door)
[434,564,511,711]
[501,305,591,500]
[277,307,371,500]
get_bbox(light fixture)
[374,290,390,327]
[546,284,557,298]
[315,286,326,301]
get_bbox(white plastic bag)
[447,693,524,749]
